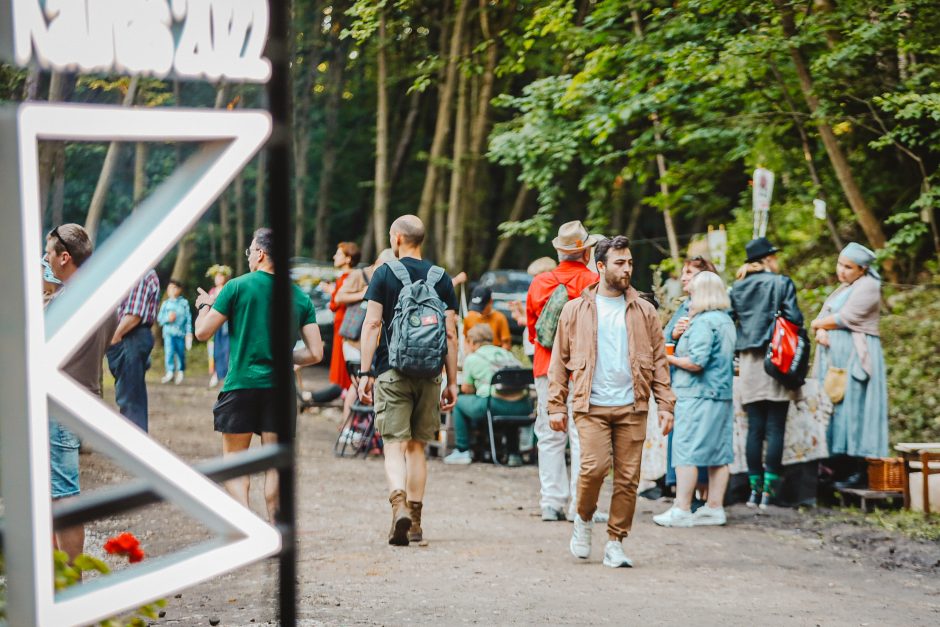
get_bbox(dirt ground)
[79,364,940,626]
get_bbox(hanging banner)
[707,225,727,272]
[752,167,774,238]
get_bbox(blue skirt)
[672,397,734,467]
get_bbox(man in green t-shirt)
[443,324,531,467]
[194,227,323,523]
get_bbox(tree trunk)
[373,10,391,255]
[774,0,888,255]
[219,187,232,266]
[489,185,531,270]
[50,146,65,226]
[388,89,422,187]
[85,76,140,243]
[170,233,196,284]
[768,60,843,250]
[463,0,500,218]
[235,173,246,275]
[313,10,351,260]
[416,0,471,228]
[444,43,470,271]
[38,71,72,222]
[133,141,148,205]
[361,209,376,262]
[254,149,266,230]
[630,11,680,268]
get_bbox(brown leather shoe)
[407,501,423,543]
[388,489,412,546]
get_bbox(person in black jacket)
[729,237,803,509]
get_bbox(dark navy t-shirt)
[364,257,458,374]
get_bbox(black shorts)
[213,388,292,435]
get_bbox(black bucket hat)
[745,237,779,263]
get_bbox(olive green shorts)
[375,369,443,443]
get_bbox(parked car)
[474,269,533,339]
[290,258,340,364]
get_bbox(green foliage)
[882,281,940,444]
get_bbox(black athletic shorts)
[213,388,291,435]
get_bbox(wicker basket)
[866,457,905,492]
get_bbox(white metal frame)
[0,103,279,626]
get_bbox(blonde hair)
[735,259,771,281]
[467,323,494,346]
[527,256,558,276]
[374,248,397,267]
[690,271,730,312]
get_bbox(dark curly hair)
[594,235,631,265]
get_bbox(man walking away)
[357,215,459,546]
[194,228,323,523]
[44,223,118,561]
[526,220,600,521]
[548,235,675,567]
[107,268,160,431]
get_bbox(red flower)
[104,532,144,563]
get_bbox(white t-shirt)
[590,293,635,406]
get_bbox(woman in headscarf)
[811,243,888,488]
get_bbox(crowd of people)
[44,211,890,570]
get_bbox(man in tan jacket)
[548,235,675,568]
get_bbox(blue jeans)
[50,420,80,499]
[107,325,154,432]
[164,334,186,373]
[213,323,230,379]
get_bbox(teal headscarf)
[840,242,880,280]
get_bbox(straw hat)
[551,220,601,253]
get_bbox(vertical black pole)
[267,1,297,625]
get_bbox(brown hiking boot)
[407,501,423,543]
[388,489,412,546]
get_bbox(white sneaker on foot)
[542,506,565,521]
[174,370,184,385]
[161,372,174,384]
[603,540,634,568]
[569,515,593,559]
[442,449,472,465]
[653,506,694,527]
[691,505,727,526]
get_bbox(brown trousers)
[574,405,647,540]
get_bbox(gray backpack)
[387,260,448,378]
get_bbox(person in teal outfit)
[655,271,736,527]
[811,243,888,488]
[663,256,717,495]
[157,279,193,385]
[443,324,531,467]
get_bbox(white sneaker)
[209,373,219,388]
[161,372,174,384]
[442,449,472,465]
[541,506,565,521]
[603,540,634,568]
[653,506,694,527]
[566,509,609,523]
[569,515,593,559]
[174,370,184,385]
[691,505,727,526]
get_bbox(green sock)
[748,474,763,492]
[763,472,780,496]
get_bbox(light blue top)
[157,296,192,338]
[671,310,736,400]
[663,298,690,344]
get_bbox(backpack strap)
[426,265,445,287]
[387,260,412,287]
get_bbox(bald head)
[390,214,425,248]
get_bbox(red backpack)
[763,276,810,389]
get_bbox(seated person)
[463,286,512,350]
[444,324,531,467]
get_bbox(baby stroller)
[333,361,383,458]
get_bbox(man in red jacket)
[526,221,600,521]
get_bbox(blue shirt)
[157,296,192,338]
[671,310,736,400]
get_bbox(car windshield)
[479,271,531,294]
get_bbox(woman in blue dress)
[654,271,737,527]
[811,243,888,488]
[663,256,717,498]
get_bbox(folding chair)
[332,361,382,458]
[485,367,536,466]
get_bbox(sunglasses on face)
[51,227,75,259]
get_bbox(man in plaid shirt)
[107,269,160,431]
